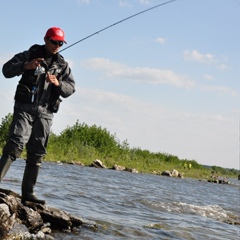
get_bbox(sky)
[0,0,239,169]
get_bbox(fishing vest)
[14,45,65,112]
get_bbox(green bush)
[0,113,238,178]
[0,113,13,148]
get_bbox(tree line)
[0,113,238,176]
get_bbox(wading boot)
[21,154,45,205]
[0,141,22,181]
[0,155,13,181]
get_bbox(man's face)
[44,37,63,55]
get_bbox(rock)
[208,178,229,184]
[161,170,172,177]
[178,172,184,178]
[112,165,138,173]
[0,203,16,237]
[218,178,229,184]
[125,167,138,173]
[171,169,179,177]
[41,206,73,230]
[112,164,126,171]
[89,160,140,173]
[90,159,107,168]
[161,169,183,178]
[0,188,97,239]
[20,205,44,233]
[69,161,84,166]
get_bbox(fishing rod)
[60,0,177,53]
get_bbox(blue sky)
[0,0,239,169]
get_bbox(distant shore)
[45,158,240,182]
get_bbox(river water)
[1,160,240,240]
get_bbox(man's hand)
[23,58,44,70]
[46,72,60,86]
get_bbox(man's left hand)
[46,72,59,86]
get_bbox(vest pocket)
[14,84,32,103]
[48,97,62,113]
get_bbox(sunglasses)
[48,38,64,47]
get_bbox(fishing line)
[60,0,177,52]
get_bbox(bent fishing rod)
[59,0,177,53]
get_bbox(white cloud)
[200,85,238,97]
[80,57,237,100]
[119,0,150,6]
[183,50,231,70]
[139,0,151,4]
[119,0,130,7]
[183,49,215,64]
[203,74,214,81]
[218,63,230,71]
[75,0,91,4]
[81,58,195,88]
[154,37,167,44]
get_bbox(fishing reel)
[34,65,45,75]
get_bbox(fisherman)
[184,162,187,169]
[0,27,75,204]
[188,163,192,170]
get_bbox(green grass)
[43,154,238,181]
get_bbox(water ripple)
[1,160,239,239]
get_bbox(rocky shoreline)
[87,159,235,185]
[0,188,96,240]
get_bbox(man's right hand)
[23,58,44,70]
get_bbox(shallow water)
[1,160,240,239]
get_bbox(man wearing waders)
[0,27,75,204]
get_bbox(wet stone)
[0,187,94,239]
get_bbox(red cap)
[45,27,66,43]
